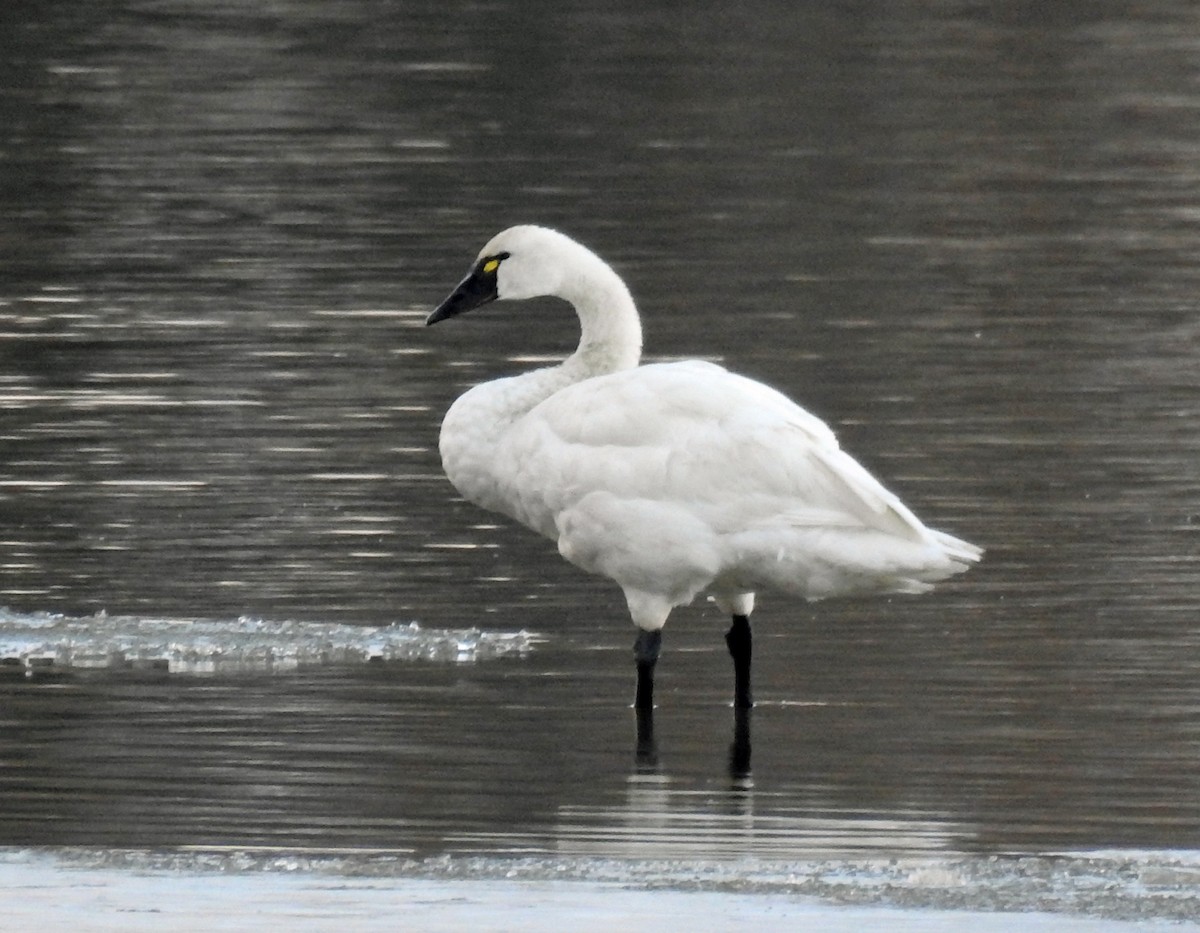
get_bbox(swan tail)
[929,528,984,569]
[729,523,982,601]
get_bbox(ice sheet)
[3,848,1198,931]
[0,609,539,675]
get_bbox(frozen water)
[2,848,1198,931]
[0,609,540,676]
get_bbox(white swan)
[427,225,981,709]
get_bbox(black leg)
[634,629,662,710]
[725,614,753,709]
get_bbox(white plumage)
[428,225,981,709]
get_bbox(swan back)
[491,360,979,606]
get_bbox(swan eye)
[480,252,509,276]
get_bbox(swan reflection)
[552,705,959,858]
[729,707,753,785]
[636,706,752,784]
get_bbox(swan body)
[428,225,981,708]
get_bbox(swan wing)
[495,361,932,544]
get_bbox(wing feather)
[495,360,929,544]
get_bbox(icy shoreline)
[4,848,1198,930]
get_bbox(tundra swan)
[427,226,981,709]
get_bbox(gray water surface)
[1,0,1199,884]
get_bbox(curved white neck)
[555,244,642,378]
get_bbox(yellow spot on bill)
[482,259,499,274]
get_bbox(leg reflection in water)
[729,707,752,782]
[619,707,755,857]
[632,706,752,781]
[635,706,659,771]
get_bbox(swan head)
[426,225,583,325]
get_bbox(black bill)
[426,264,499,325]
